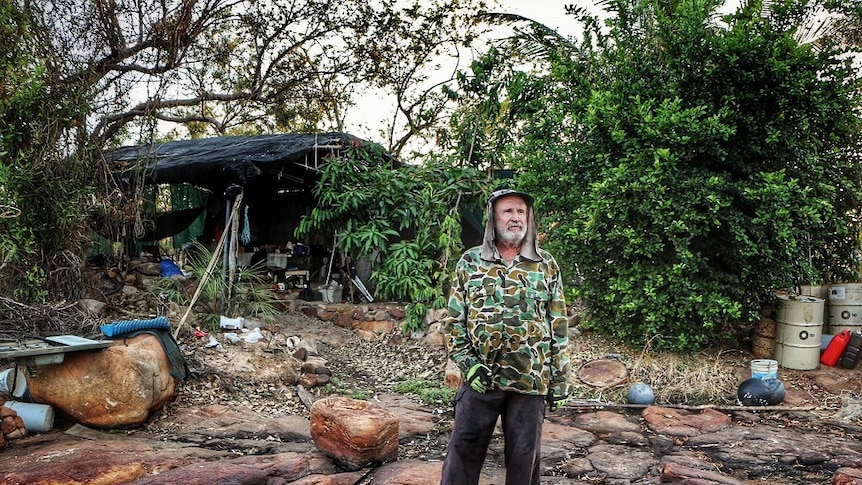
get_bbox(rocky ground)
[2,303,862,484]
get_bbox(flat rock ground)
[2,307,862,485]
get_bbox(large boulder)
[25,333,178,428]
[310,396,399,470]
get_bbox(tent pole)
[325,233,337,285]
[227,192,241,303]
[220,196,232,314]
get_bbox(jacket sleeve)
[546,255,571,395]
[444,257,479,377]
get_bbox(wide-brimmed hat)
[488,188,534,206]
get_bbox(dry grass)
[567,329,748,406]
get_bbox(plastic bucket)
[0,368,27,398]
[827,283,862,334]
[4,401,54,433]
[774,295,824,370]
[318,285,343,303]
[750,359,778,380]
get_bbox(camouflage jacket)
[444,246,570,396]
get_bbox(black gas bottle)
[839,330,862,369]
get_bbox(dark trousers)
[440,385,546,485]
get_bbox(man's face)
[494,195,528,246]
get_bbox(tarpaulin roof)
[105,132,365,193]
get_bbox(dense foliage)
[0,0,487,302]
[435,0,862,350]
[0,1,97,300]
[294,144,486,331]
[503,0,862,350]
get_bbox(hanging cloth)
[240,205,251,245]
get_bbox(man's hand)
[466,363,492,393]
[548,392,568,411]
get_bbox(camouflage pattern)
[445,246,570,396]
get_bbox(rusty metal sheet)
[0,336,113,360]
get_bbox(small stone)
[299,373,318,388]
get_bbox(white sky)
[490,0,582,36]
[343,0,582,150]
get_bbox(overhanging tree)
[498,0,862,350]
[0,0,489,300]
[0,0,96,301]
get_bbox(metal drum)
[827,283,862,335]
[774,295,824,370]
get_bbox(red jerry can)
[821,329,852,367]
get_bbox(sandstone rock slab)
[310,396,399,470]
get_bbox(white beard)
[496,224,526,247]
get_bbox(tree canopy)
[468,0,862,350]
[0,0,490,300]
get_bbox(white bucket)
[4,401,54,433]
[750,359,778,380]
[774,295,824,370]
[0,368,27,398]
[318,284,343,303]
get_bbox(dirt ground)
[150,307,862,429]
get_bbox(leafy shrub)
[150,242,279,331]
[296,145,486,331]
[394,378,454,404]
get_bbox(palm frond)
[475,11,582,61]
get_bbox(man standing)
[441,189,571,485]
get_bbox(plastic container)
[219,316,244,330]
[750,359,778,380]
[4,401,54,433]
[0,368,27,398]
[821,329,851,367]
[821,334,834,352]
[839,331,862,369]
[318,283,343,303]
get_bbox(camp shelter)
[104,132,391,280]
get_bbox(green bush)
[296,145,485,331]
[468,0,862,351]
